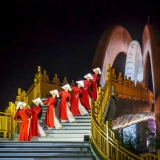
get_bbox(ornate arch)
[142,23,160,133]
[92,25,132,87]
[142,23,160,100]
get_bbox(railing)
[0,112,11,138]
[111,68,154,103]
[1,67,42,138]
[0,66,75,138]
[90,64,159,160]
[40,70,75,98]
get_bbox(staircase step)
[38,120,90,124]
[0,142,90,146]
[14,130,90,134]
[45,130,91,134]
[40,115,91,119]
[45,126,91,130]
[36,137,85,141]
[0,158,95,160]
[29,134,88,139]
[0,152,93,157]
[0,138,10,142]
[40,118,90,122]
[0,150,92,153]
[13,135,90,140]
[0,147,90,151]
[40,122,90,126]
[47,134,89,138]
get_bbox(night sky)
[0,1,159,110]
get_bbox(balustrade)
[90,64,158,160]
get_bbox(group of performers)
[14,67,101,141]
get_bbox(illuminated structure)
[125,40,143,83]
[92,22,160,134]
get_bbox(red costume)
[80,80,91,110]
[70,87,82,115]
[58,91,71,120]
[14,109,32,141]
[29,106,41,137]
[43,97,57,128]
[89,74,100,100]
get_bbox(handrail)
[0,66,75,138]
[90,64,159,160]
[0,67,42,138]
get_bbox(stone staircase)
[0,98,95,160]
[0,142,94,160]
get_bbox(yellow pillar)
[158,149,160,160]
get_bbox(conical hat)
[49,90,59,97]
[93,67,101,74]
[76,80,84,87]
[62,84,72,91]
[32,98,42,104]
[16,102,26,110]
[84,73,93,79]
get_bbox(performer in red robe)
[58,84,76,123]
[70,81,88,116]
[42,90,62,130]
[14,102,32,141]
[80,73,93,110]
[29,98,47,138]
[89,67,101,100]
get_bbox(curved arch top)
[125,40,143,83]
[142,23,160,100]
[142,23,160,133]
[92,25,132,87]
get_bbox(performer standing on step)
[80,73,93,110]
[14,102,32,141]
[42,90,62,130]
[70,80,89,116]
[58,84,76,123]
[28,98,48,138]
[89,67,101,101]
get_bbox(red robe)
[43,97,57,128]
[80,80,91,110]
[89,74,100,100]
[29,106,41,137]
[14,109,32,141]
[70,87,82,116]
[58,91,71,120]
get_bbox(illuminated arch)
[124,40,143,83]
[92,25,132,87]
[142,23,160,133]
[142,23,160,100]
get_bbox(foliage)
[144,126,160,154]
[117,131,145,155]
[116,126,160,155]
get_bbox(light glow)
[125,40,143,84]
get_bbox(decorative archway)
[142,23,160,133]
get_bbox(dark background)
[0,0,159,110]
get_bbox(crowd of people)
[14,67,101,141]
